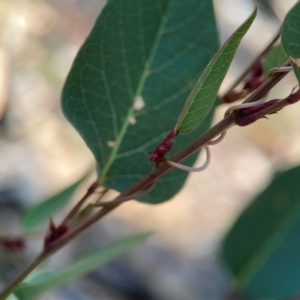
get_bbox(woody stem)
[0,59,290,300]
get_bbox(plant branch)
[243,60,291,104]
[72,188,109,224]
[62,181,100,224]
[224,28,281,95]
[0,252,46,300]
[22,61,292,254]
[236,87,300,125]
[0,62,290,300]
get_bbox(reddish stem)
[235,88,300,127]
[0,60,291,300]
[224,59,265,103]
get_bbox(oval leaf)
[62,0,219,204]
[15,232,153,299]
[281,2,300,82]
[222,166,300,299]
[22,173,89,232]
[175,2,257,134]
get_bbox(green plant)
[1,0,300,299]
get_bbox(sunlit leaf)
[62,0,219,204]
[16,232,153,299]
[281,2,300,82]
[175,2,257,134]
[222,166,300,299]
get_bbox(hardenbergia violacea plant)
[2,1,300,299]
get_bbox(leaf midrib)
[236,198,300,288]
[99,0,173,181]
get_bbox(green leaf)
[221,166,300,299]
[22,173,89,232]
[175,2,257,134]
[281,2,300,82]
[15,232,152,299]
[62,0,219,204]
[263,44,287,76]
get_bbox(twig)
[33,62,291,252]
[61,181,100,224]
[224,28,281,95]
[0,252,46,300]
[243,60,291,104]
[92,182,155,207]
[72,188,109,224]
[0,62,291,300]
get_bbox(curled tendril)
[165,145,211,172]
[166,93,271,173]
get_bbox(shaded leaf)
[22,173,89,232]
[222,166,300,299]
[281,2,300,82]
[62,0,219,204]
[263,44,287,76]
[15,232,152,299]
[175,2,257,134]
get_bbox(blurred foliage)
[222,166,300,299]
[15,232,152,299]
[21,171,90,232]
[263,44,287,75]
[222,3,300,298]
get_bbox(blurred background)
[0,0,299,299]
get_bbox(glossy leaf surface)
[175,2,257,134]
[62,0,219,204]
[16,232,152,299]
[282,2,300,82]
[22,173,89,232]
[222,166,300,299]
